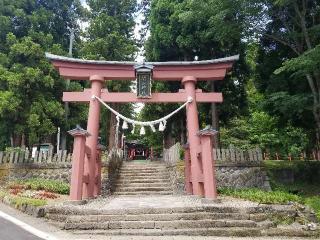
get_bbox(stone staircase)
[43,161,319,237]
[44,200,319,237]
[113,161,173,195]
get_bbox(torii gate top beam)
[45,53,239,81]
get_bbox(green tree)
[81,0,138,149]
[255,0,320,146]
[0,0,84,149]
[143,0,258,148]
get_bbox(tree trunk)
[21,133,25,147]
[108,104,119,150]
[210,81,219,148]
[180,117,185,144]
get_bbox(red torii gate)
[46,53,238,200]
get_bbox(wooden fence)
[214,148,263,164]
[262,150,320,161]
[0,149,72,164]
[163,143,263,165]
[0,147,125,165]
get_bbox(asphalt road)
[0,217,43,240]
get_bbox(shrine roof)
[45,53,239,81]
[45,53,239,66]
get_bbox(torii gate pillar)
[83,75,104,199]
[183,76,205,197]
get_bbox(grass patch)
[219,187,302,204]
[10,178,69,195]
[263,160,297,170]
[305,196,320,220]
[11,196,46,207]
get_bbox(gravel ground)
[54,195,263,211]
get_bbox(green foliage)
[263,160,320,220]
[0,0,85,149]
[11,196,47,207]
[81,0,137,61]
[13,178,69,195]
[275,45,320,78]
[220,109,307,154]
[305,197,320,220]
[254,0,320,145]
[219,187,302,204]
[264,160,320,193]
[80,0,137,148]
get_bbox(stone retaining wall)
[167,161,270,194]
[216,164,270,190]
[163,143,271,192]
[0,149,124,195]
[0,163,72,183]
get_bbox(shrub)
[304,196,320,221]
[14,178,69,195]
[218,187,302,204]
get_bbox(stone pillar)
[183,143,192,194]
[68,126,90,201]
[182,76,204,196]
[83,75,104,199]
[198,127,218,199]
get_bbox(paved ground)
[0,217,43,240]
[55,194,260,211]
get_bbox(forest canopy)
[0,0,318,157]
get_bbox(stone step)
[118,173,169,177]
[117,179,168,184]
[115,183,171,188]
[115,186,172,192]
[120,169,167,172]
[118,172,170,177]
[120,168,166,171]
[117,177,170,181]
[122,164,165,167]
[71,227,262,237]
[119,170,168,174]
[64,219,258,230]
[262,227,320,238]
[113,191,174,195]
[46,206,240,215]
[63,212,251,223]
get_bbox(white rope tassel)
[159,121,165,132]
[122,120,128,129]
[131,124,135,134]
[140,126,145,135]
